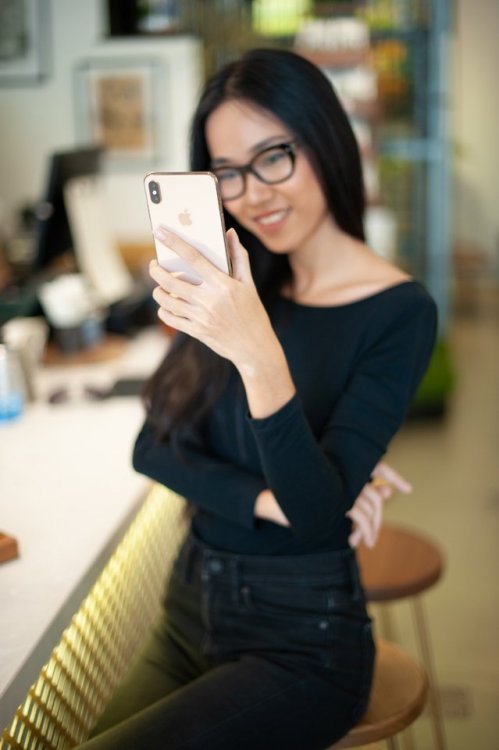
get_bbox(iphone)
[143,171,232,284]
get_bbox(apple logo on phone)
[178,209,192,226]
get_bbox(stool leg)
[372,607,415,750]
[377,603,398,643]
[373,602,414,750]
[387,736,400,750]
[399,726,416,750]
[411,597,447,750]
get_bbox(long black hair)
[143,48,365,446]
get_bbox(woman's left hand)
[346,462,413,549]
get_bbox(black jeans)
[79,534,375,750]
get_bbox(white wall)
[451,0,499,265]
[0,0,202,242]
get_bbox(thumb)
[226,228,252,282]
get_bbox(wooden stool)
[356,524,446,750]
[330,639,428,749]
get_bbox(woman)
[81,48,436,749]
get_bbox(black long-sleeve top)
[133,280,437,555]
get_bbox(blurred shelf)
[296,46,370,69]
[345,97,383,121]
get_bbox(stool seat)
[355,523,447,750]
[356,524,444,601]
[331,639,428,748]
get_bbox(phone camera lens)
[149,180,161,204]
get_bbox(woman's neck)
[284,223,409,307]
[286,223,362,302]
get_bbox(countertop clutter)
[0,326,167,729]
[0,533,19,565]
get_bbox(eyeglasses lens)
[253,146,293,184]
[216,168,244,202]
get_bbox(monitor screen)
[32,146,103,271]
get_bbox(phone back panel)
[144,172,230,283]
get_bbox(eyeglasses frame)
[211,139,299,201]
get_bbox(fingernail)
[154,226,170,242]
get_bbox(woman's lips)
[253,208,290,231]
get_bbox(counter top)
[0,326,169,728]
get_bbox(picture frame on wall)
[73,57,163,168]
[0,0,51,86]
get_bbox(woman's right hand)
[346,462,412,549]
[150,228,295,419]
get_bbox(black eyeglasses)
[211,140,299,201]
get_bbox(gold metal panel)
[1,485,187,749]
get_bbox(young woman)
[80,48,436,749]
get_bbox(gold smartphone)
[143,171,232,284]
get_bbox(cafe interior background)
[0,1,498,748]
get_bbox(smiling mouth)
[254,209,289,227]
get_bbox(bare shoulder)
[363,251,412,289]
[319,242,412,307]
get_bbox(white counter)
[0,327,168,728]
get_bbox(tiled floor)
[369,282,499,748]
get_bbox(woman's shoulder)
[289,240,412,308]
[322,245,435,316]
[281,239,436,319]
[280,277,434,313]
[358,275,438,354]
[331,247,412,307]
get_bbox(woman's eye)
[261,149,285,167]
[216,169,238,183]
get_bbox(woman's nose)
[243,172,274,204]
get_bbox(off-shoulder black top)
[133,280,437,555]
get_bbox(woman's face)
[205,99,334,255]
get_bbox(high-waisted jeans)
[78,534,375,750]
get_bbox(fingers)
[346,479,388,549]
[372,461,413,494]
[151,282,191,321]
[149,260,196,301]
[346,504,376,548]
[153,226,222,283]
[149,260,202,332]
[156,304,192,334]
[360,485,384,539]
[226,228,252,282]
[348,462,412,551]
[348,526,363,549]
[149,259,199,323]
